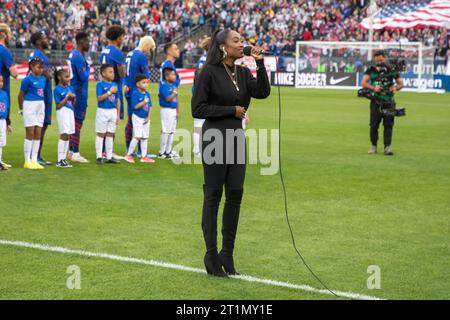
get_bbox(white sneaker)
[368,145,377,154]
[112,153,125,160]
[0,161,12,168]
[71,153,90,163]
[168,151,180,159]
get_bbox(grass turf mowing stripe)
[0,239,384,300]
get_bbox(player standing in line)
[100,25,126,160]
[160,42,181,86]
[0,75,10,171]
[158,68,179,159]
[192,37,210,157]
[18,58,46,170]
[95,64,121,165]
[0,23,18,169]
[124,35,155,155]
[124,74,155,164]
[67,31,91,163]
[54,68,76,168]
[29,32,53,166]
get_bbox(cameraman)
[362,51,403,156]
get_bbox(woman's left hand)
[251,46,264,61]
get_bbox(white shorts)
[0,119,6,147]
[23,100,45,128]
[132,113,150,139]
[160,108,177,133]
[95,108,117,134]
[194,118,205,128]
[57,107,75,135]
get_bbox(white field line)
[0,239,384,300]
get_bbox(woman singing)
[191,29,271,277]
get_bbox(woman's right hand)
[234,106,246,119]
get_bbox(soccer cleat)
[0,161,12,168]
[140,156,155,163]
[96,157,105,165]
[106,158,121,164]
[158,153,167,159]
[38,157,52,165]
[0,162,8,171]
[31,161,44,170]
[368,145,377,154]
[124,155,135,164]
[384,146,394,156]
[62,159,73,168]
[169,150,180,159]
[56,160,70,168]
[165,153,174,160]
[112,153,124,160]
[70,153,90,163]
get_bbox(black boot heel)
[204,253,228,277]
[219,251,240,275]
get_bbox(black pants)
[201,125,246,256]
[370,101,395,147]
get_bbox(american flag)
[360,0,450,30]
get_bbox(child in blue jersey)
[18,58,46,170]
[95,64,121,164]
[0,75,11,171]
[124,74,155,164]
[158,68,179,159]
[54,68,76,168]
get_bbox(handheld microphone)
[243,46,273,56]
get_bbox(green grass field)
[0,80,449,300]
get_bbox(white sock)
[140,139,147,157]
[58,139,66,162]
[64,140,70,159]
[165,133,174,154]
[160,133,168,154]
[193,132,200,154]
[105,136,114,160]
[0,147,3,163]
[95,136,104,159]
[24,139,33,162]
[31,140,40,162]
[127,138,138,156]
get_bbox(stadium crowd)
[0,0,447,55]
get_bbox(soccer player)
[158,68,179,159]
[100,25,126,160]
[124,74,155,164]
[18,58,46,170]
[0,75,10,171]
[192,37,210,157]
[160,42,181,87]
[124,36,155,153]
[95,64,121,165]
[54,68,76,168]
[29,31,53,166]
[0,23,18,168]
[67,31,91,163]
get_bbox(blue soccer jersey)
[158,81,177,109]
[21,74,46,101]
[68,50,90,120]
[54,85,75,111]
[131,89,152,119]
[100,45,124,85]
[125,49,150,115]
[0,44,14,104]
[0,90,10,120]
[96,81,119,109]
[192,54,207,94]
[160,59,180,88]
[29,49,52,105]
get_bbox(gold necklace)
[222,62,239,91]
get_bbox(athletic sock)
[24,139,33,162]
[128,138,139,156]
[160,133,168,154]
[58,139,66,162]
[193,132,200,154]
[165,133,174,154]
[0,147,3,163]
[31,140,40,162]
[95,136,104,159]
[64,140,70,159]
[105,136,114,160]
[140,139,147,157]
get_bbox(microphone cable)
[273,55,338,297]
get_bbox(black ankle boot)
[204,252,228,277]
[218,250,240,275]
